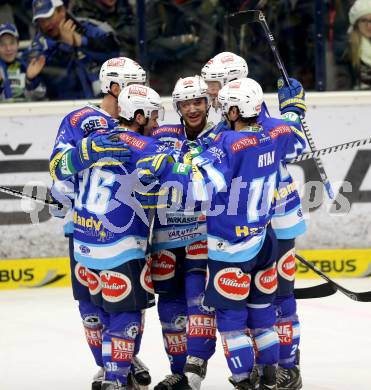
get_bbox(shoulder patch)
[80,116,110,134]
[118,132,148,150]
[231,136,259,152]
[269,125,291,139]
[69,108,96,127]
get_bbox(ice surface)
[1,278,370,389]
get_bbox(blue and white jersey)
[159,117,306,263]
[50,104,118,181]
[259,105,307,239]
[72,128,167,270]
[149,122,215,251]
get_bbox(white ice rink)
[1,278,370,390]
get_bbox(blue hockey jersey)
[258,105,307,239]
[50,104,118,181]
[158,117,306,262]
[148,122,215,251]
[72,128,168,270]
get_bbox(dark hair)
[229,106,258,125]
[119,109,145,126]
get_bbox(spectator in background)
[349,0,371,88]
[29,0,119,100]
[146,0,224,95]
[0,23,46,101]
[0,1,14,25]
[69,0,136,58]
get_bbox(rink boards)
[0,248,370,290]
[0,93,371,289]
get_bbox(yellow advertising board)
[0,248,370,290]
[0,257,70,290]
[296,249,371,279]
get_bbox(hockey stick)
[227,10,335,199]
[294,282,336,299]
[296,254,371,302]
[0,185,63,209]
[290,135,371,163]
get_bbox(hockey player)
[147,76,217,390]
[51,83,168,390]
[49,57,151,390]
[202,51,307,390]
[136,77,306,390]
[201,51,248,113]
[272,78,307,390]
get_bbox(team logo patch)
[187,315,216,338]
[118,132,147,150]
[173,314,187,331]
[277,249,296,282]
[255,263,278,294]
[111,337,135,362]
[275,321,293,345]
[231,136,259,152]
[79,245,90,255]
[185,240,208,260]
[214,267,251,300]
[86,270,101,295]
[100,271,132,302]
[69,108,95,127]
[269,125,291,139]
[151,250,176,281]
[124,322,140,339]
[198,293,215,314]
[140,255,155,294]
[164,332,187,355]
[74,262,89,287]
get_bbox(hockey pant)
[205,226,279,381]
[275,238,300,368]
[70,236,145,378]
[156,245,216,374]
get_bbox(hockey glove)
[69,132,131,174]
[278,77,307,117]
[183,142,204,165]
[136,154,174,184]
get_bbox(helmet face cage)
[100,57,147,93]
[172,75,210,112]
[218,78,263,119]
[118,84,164,122]
[201,52,248,87]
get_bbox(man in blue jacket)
[29,0,119,99]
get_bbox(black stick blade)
[227,10,262,27]
[340,289,371,303]
[294,282,336,299]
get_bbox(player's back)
[194,118,304,262]
[73,129,158,270]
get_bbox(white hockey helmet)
[172,75,209,111]
[100,57,146,93]
[118,84,164,121]
[201,52,248,87]
[218,77,263,119]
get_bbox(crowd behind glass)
[0,0,370,102]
